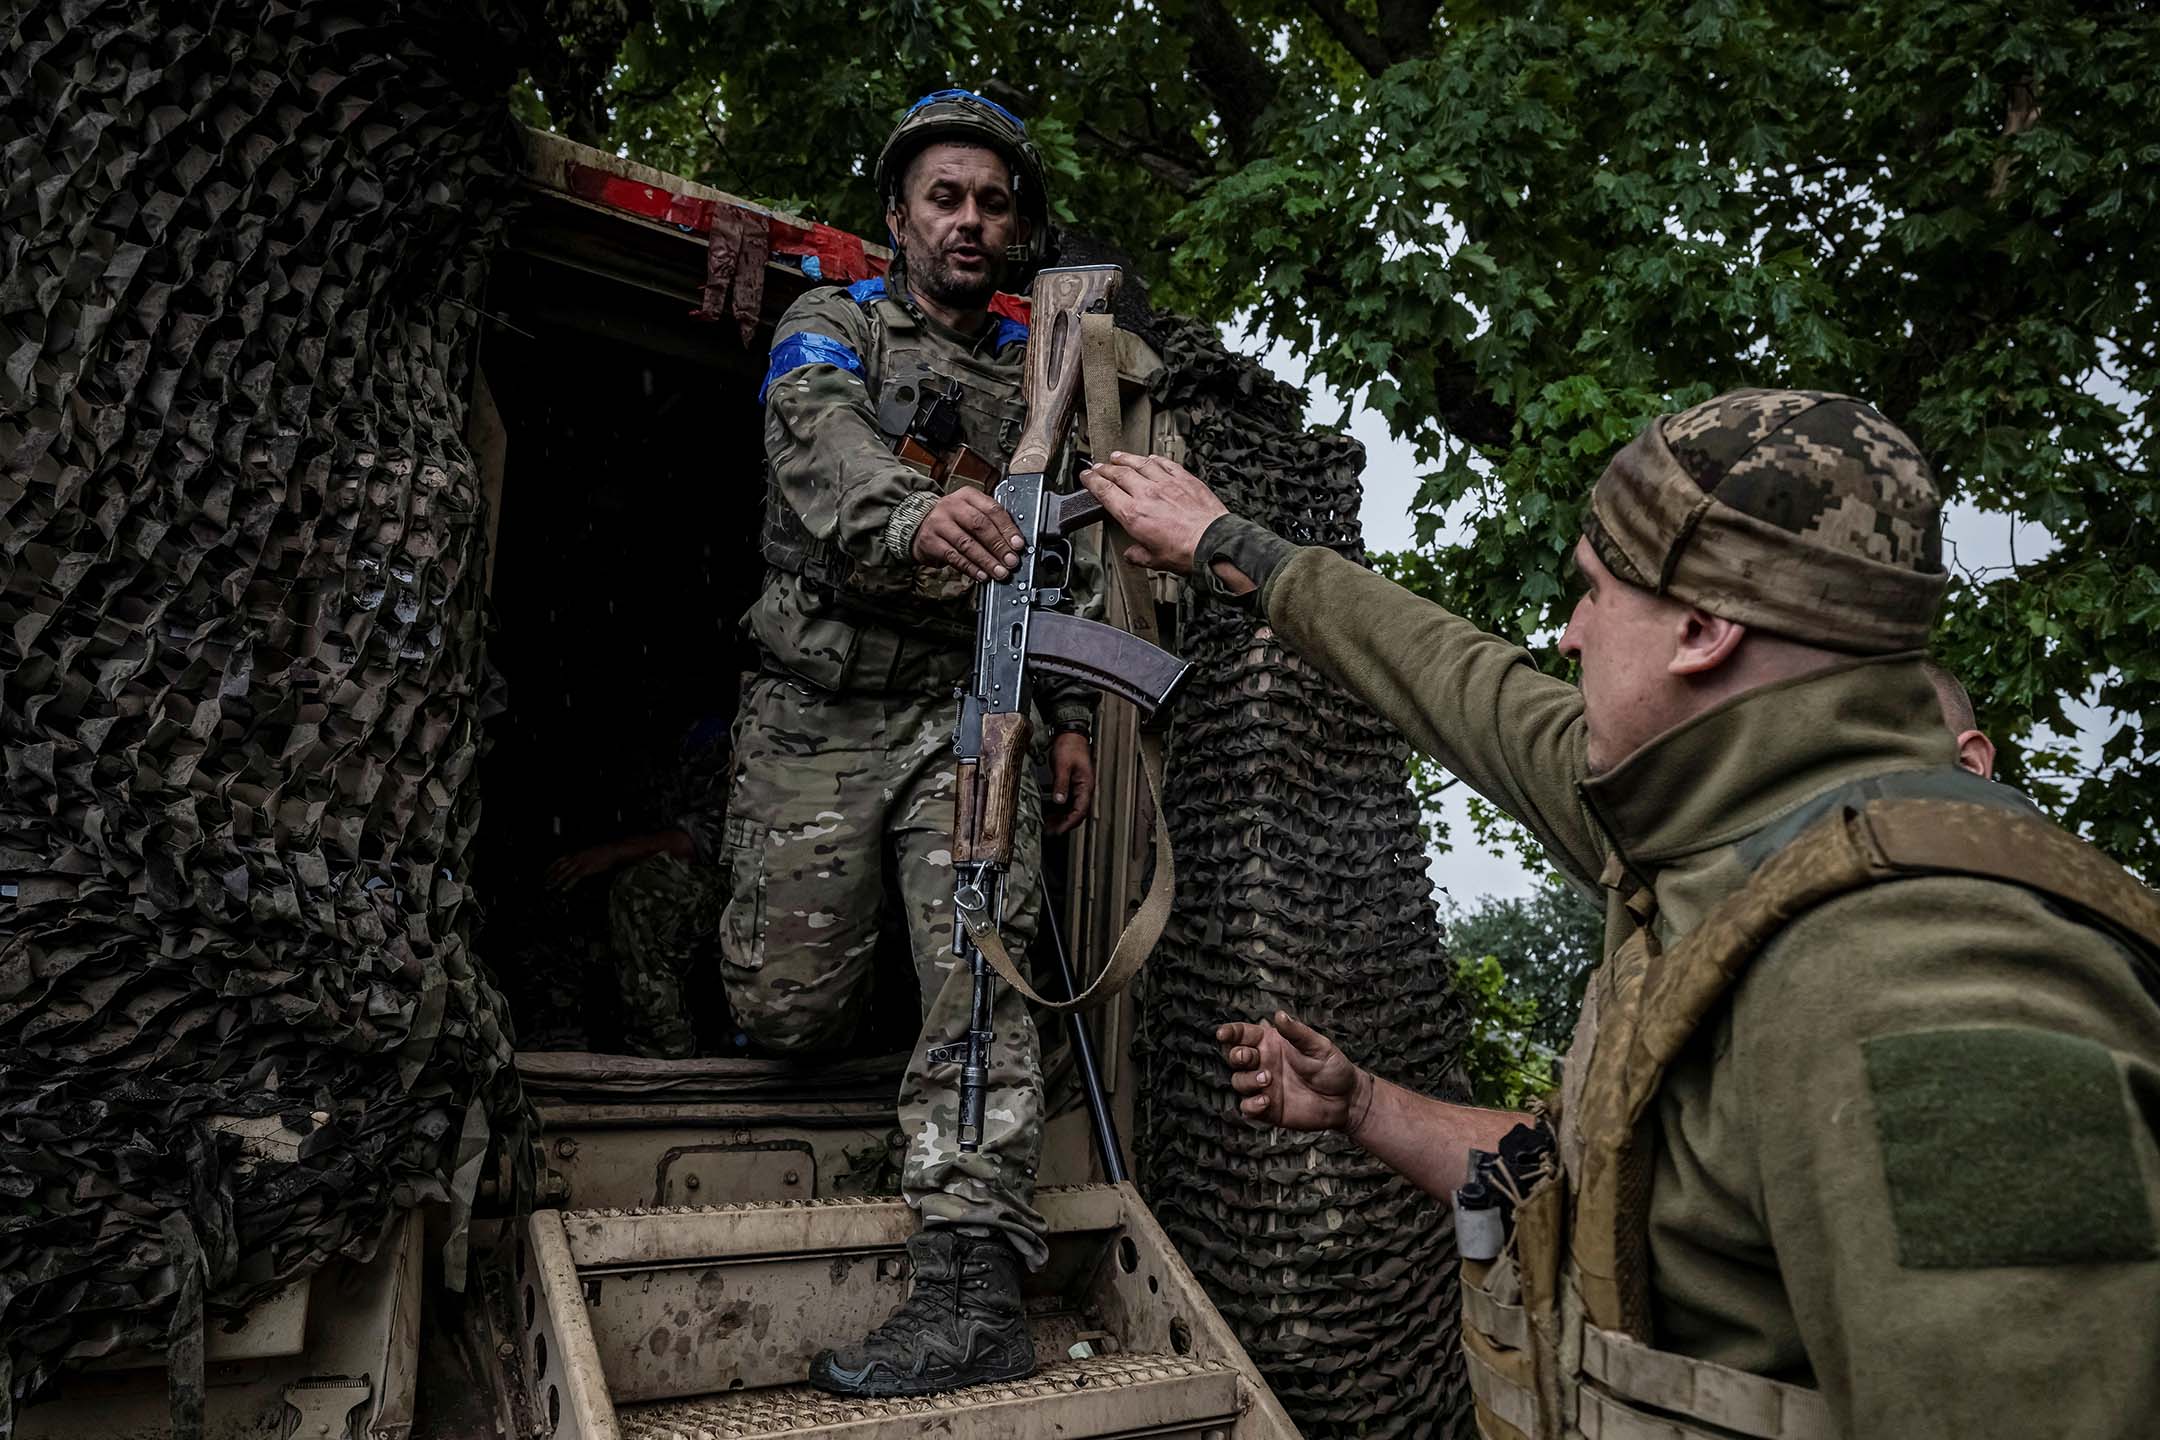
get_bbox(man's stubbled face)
[1559,537,1701,773]
[888,141,1021,312]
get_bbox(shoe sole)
[807,1354,1038,1399]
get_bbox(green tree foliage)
[1451,954,1555,1109]
[1445,880,1601,1105]
[1445,882,1603,1050]
[537,3,2159,879]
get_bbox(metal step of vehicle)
[617,1353,1243,1440]
[489,1184,1298,1440]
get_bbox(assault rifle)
[926,264,1190,1163]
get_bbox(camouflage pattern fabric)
[504,883,612,1051]
[663,719,735,866]
[611,852,729,1060]
[1136,319,1474,1437]
[720,674,1049,1267]
[1585,388,1949,653]
[0,2,563,1426]
[613,721,732,1058]
[753,282,1095,726]
[505,721,733,1053]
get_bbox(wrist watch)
[1050,718,1093,742]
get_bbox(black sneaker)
[808,1230,1036,1397]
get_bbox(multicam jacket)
[750,277,1091,728]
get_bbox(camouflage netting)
[0,2,571,1427]
[1137,318,1476,1438]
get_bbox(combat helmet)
[874,88,1051,279]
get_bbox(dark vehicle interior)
[466,187,1080,1067]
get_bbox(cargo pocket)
[746,579,863,693]
[1460,1168,1567,1440]
[1460,1251,1540,1440]
[718,814,770,973]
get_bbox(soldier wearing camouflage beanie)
[1082,390,2160,1440]
[1583,389,1948,652]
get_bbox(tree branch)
[1373,0,1440,62]
[1430,354,1515,448]
[1076,121,1207,197]
[522,0,656,149]
[1171,0,1279,160]
[1300,0,1394,79]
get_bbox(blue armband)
[759,332,866,403]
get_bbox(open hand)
[914,488,1024,581]
[1080,453,1228,574]
[546,840,637,891]
[545,830,688,889]
[1045,731,1095,835]
[1216,1011,1369,1133]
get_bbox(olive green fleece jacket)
[1202,515,2160,1440]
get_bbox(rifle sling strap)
[962,313,1174,1014]
[960,729,1174,1015]
[1080,311,1164,652]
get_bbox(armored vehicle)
[14,130,1296,1440]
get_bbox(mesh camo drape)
[0,3,561,1424]
[1137,318,1476,1438]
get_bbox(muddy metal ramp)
[498,1186,1298,1439]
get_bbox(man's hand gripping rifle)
[927,264,1190,1155]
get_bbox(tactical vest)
[759,278,1028,635]
[1460,768,2160,1440]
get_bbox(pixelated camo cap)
[1583,389,1948,653]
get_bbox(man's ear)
[1954,729,1996,780]
[1669,607,1747,677]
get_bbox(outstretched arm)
[1082,452,1606,889]
[1219,1012,1527,1203]
[545,829,694,890]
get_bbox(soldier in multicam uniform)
[1087,391,2160,1439]
[545,718,733,1058]
[725,90,1097,1397]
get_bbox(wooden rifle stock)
[1007,267,1120,476]
[952,710,1032,866]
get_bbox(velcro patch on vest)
[1863,1027,2157,1267]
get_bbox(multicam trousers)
[609,852,729,1059]
[718,674,1050,1267]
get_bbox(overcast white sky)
[1232,327,2091,908]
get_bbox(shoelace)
[866,1277,958,1345]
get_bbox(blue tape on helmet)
[906,88,1026,134]
[760,332,865,403]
